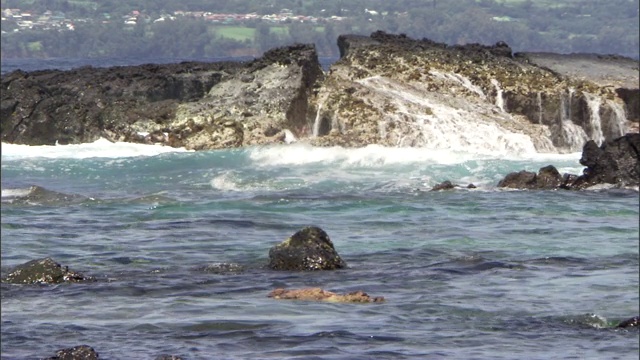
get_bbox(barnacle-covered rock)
[2,257,94,284]
[268,226,346,271]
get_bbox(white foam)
[1,138,192,160]
[1,187,33,198]
[248,143,581,168]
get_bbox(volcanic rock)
[2,257,94,284]
[42,345,99,360]
[268,226,346,271]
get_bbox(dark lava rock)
[268,226,347,271]
[429,180,477,191]
[573,133,640,188]
[2,257,94,284]
[430,180,456,191]
[498,165,564,190]
[42,345,99,360]
[617,315,639,329]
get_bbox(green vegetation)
[1,0,638,59]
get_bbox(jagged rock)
[431,180,456,191]
[617,316,639,329]
[498,165,564,190]
[268,288,384,303]
[42,345,99,360]
[572,133,640,188]
[2,257,94,284]
[268,226,346,271]
[498,133,639,190]
[1,44,323,150]
[429,180,477,191]
[2,32,636,151]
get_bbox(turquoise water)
[1,142,638,359]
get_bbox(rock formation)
[1,32,637,153]
[268,288,384,303]
[2,257,94,284]
[1,44,322,150]
[617,315,639,329]
[498,133,639,190]
[311,31,637,152]
[268,226,347,271]
[42,345,99,360]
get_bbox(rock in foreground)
[2,257,94,284]
[43,345,99,360]
[617,315,639,329]
[268,226,346,271]
[269,288,384,303]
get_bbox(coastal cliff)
[1,32,638,153]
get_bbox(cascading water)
[537,92,543,124]
[490,79,505,112]
[356,76,541,155]
[605,99,628,139]
[584,92,605,145]
[558,88,588,151]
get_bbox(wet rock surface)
[2,32,636,151]
[2,257,94,284]
[1,44,322,150]
[616,315,640,329]
[498,133,639,190]
[268,226,347,271]
[42,345,99,360]
[268,288,384,303]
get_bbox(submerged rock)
[617,315,640,329]
[268,288,384,303]
[2,257,94,284]
[268,226,346,271]
[430,180,477,191]
[43,345,99,360]
[154,355,185,360]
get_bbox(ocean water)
[1,139,638,360]
[1,58,639,359]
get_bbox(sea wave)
[1,138,192,160]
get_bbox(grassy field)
[215,26,255,41]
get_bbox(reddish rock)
[268,287,384,303]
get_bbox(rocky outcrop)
[2,32,636,152]
[1,44,323,150]
[617,315,639,329]
[498,133,639,190]
[312,31,637,152]
[268,226,346,271]
[2,257,94,284]
[573,133,640,188]
[430,180,476,191]
[268,288,384,303]
[2,185,90,206]
[42,345,99,360]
